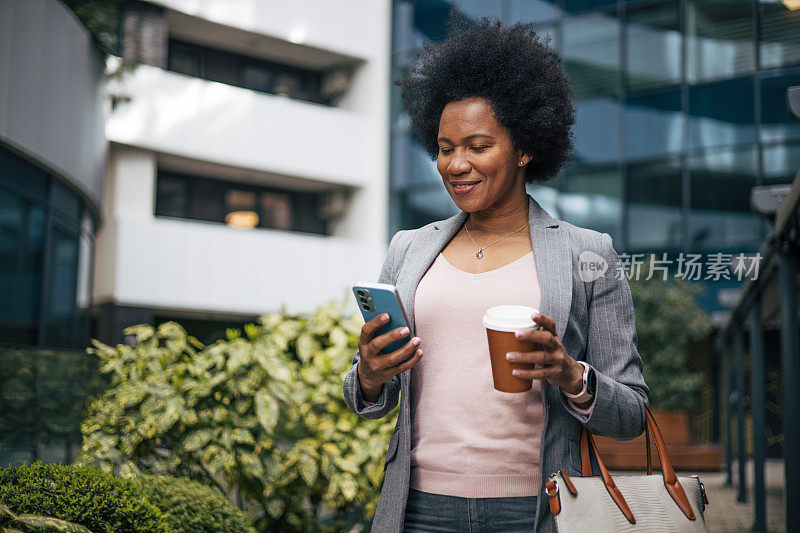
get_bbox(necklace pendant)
[476,250,484,259]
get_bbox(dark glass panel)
[49,180,81,223]
[241,65,273,93]
[0,144,48,202]
[509,0,561,24]
[564,0,615,15]
[0,189,43,345]
[626,89,683,159]
[688,145,760,249]
[563,10,621,99]
[167,40,204,78]
[187,179,226,223]
[763,141,800,186]
[627,157,683,250]
[760,67,800,144]
[688,77,755,150]
[760,2,800,69]
[259,191,292,231]
[42,224,78,348]
[414,0,457,43]
[625,2,681,92]
[562,165,622,242]
[155,175,188,218]
[397,186,458,230]
[453,0,503,19]
[686,0,754,83]
[573,97,622,164]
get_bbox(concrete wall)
[0,0,106,212]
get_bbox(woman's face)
[436,97,527,213]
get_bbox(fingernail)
[417,349,424,357]
[506,352,516,361]
[382,313,389,320]
[512,370,520,376]
[400,327,409,335]
[533,313,541,321]
[412,337,421,346]
[515,330,524,339]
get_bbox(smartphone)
[352,282,414,361]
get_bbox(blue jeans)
[403,488,538,532]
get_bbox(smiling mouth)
[451,181,480,190]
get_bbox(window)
[686,0,754,83]
[561,165,622,243]
[688,145,760,249]
[760,67,800,144]
[0,144,90,349]
[563,10,621,99]
[166,38,327,105]
[154,170,331,235]
[625,2,681,92]
[626,89,683,159]
[760,2,800,70]
[688,76,755,150]
[627,157,683,250]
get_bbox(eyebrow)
[437,134,495,143]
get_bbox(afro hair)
[395,15,576,184]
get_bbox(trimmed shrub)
[0,462,166,533]
[136,475,254,533]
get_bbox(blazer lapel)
[395,210,468,335]
[527,194,572,341]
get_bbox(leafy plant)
[628,258,711,411]
[135,475,254,533]
[78,301,397,532]
[0,462,165,533]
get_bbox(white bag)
[546,409,709,532]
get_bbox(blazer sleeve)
[559,232,651,439]
[342,230,407,420]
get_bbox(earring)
[519,160,525,166]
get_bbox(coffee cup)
[482,305,542,393]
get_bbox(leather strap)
[580,427,592,476]
[644,409,696,520]
[546,480,561,515]
[577,408,696,522]
[559,469,578,496]
[587,431,637,524]
[646,417,653,476]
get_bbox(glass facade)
[0,144,96,350]
[389,0,800,272]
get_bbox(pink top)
[361,250,593,498]
[409,251,544,497]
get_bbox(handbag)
[546,408,709,532]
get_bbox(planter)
[592,409,721,471]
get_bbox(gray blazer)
[343,194,650,532]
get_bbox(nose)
[447,149,472,176]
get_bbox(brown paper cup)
[483,305,541,393]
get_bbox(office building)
[96,0,392,344]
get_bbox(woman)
[343,17,649,533]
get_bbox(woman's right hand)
[357,313,423,394]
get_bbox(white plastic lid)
[482,305,540,332]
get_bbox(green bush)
[628,258,711,411]
[78,301,396,532]
[0,462,165,533]
[136,475,254,533]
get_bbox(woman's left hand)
[506,312,584,395]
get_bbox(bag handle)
[579,407,696,521]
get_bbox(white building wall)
[95,1,391,318]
